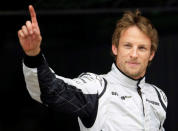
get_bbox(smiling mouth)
[127,62,140,66]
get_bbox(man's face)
[112,26,155,79]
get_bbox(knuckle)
[22,25,26,29]
[18,30,21,34]
[19,30,22,34]
[19,32,24,37]
[26,21,31,26]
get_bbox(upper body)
[23,53,167,131]
[18,5,168,131]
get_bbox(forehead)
[119,26,151,46]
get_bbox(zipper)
[137,82,145,116]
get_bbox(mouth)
[126,61,140,67]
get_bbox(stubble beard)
[119,61,145,79]
[124,68,144,79]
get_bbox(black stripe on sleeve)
[152,85,167,112]
[98,78,107,98]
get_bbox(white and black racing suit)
[23,52,168,131]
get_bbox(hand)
[18,5,42,56]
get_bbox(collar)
[108,63,146,89]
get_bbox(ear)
[149,51,155,61]
[112,44,118,56]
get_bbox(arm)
[153,85,168,130]
[18,5,106,128]
[23,52,106,127]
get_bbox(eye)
[124,43,132,48]
[139,46,147,51]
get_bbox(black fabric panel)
[23,51,44,68]
[78,94,99,128]
[37,58,99,128]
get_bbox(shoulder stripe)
[98,78,107,98]
[152,85,167,112]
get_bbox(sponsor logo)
[121,96,132,100]
[111,92,132,100]
[111,91,118,96]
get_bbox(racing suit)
[23,52,167,131]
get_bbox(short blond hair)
[112,9,158,56]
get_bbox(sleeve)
[152,85,168,130]
[22,52,107,128]
[153,86,168,112]
[158,88,168,130]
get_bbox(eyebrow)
[124,42,148,46]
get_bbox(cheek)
[141,54,152,64]
[118,48,130,57]
[116,50,128,64]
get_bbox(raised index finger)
[29,5,38,25]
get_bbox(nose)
[130,48,138,59]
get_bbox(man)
[18,5,167,131]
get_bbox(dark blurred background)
[0,0,178,130]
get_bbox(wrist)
[25,48,41,56]
[23,50,45,68]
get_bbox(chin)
[127,70,141,78]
